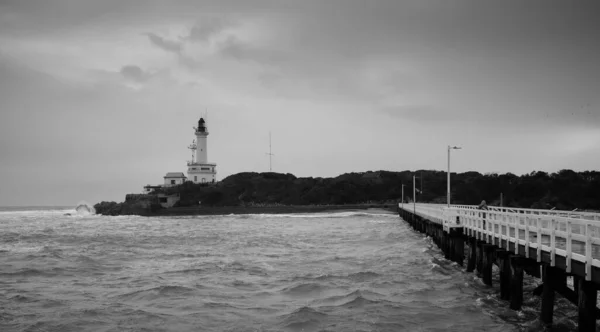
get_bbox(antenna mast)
[188,139,197,164]
[266,132,275,171]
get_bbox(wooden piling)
[476,241,485,277]
[541,265,558,327]
[510,256,525,310]
[466,237,477,272]
[451,228,464,266]
[443,232,451,260]
[448,232,454,259]
[577,279,598,332]
[574,275,581,298]
[482,244,495,286]
[496,249,511,300]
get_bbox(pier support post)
[496,249,511,300]
[450,228,464,266]
[466,237,477,272]
[510,256,525,310]
[482,244,495,286]
[449,232,454,260]
[541,265,559,327]
[577,279,597,332]
[476,241,485,277]
[573,275,581,298]
[443,232,451,260]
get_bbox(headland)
[94,170,600,216]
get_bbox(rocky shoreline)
[146,204,397,216]
[93,199,397,216]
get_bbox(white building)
[164,172,187,187]
[187,117,217,184]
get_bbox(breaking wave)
[249,211,397,219]
[75,201,95,215]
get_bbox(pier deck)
[398,203,600,331]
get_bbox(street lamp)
[401,184,406,210]
[413,175,416,215]
[447,145,462,207]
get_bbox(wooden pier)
[398,203,600,331]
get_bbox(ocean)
[0,207,584,331]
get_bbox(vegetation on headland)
[94,169,600,215]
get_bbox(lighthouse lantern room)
[187,117,217,183]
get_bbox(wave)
[162,267,213,275]
[280,282,329,296]
[75,201,95,215]
[278,306,328,331]
[74,255,117,272]
[231,279,256,290]
[219,261,270,276]
[9,294,32,302]
[312,289,385,308]
[0,208,75,216]
[0,231,21,242]
[37,245,64,258]
[0,267,66,278]
[0,206,72,213]
[268,211,398,218]
[290,271,381,283]
[339,294,379,308]
[115,285,200,302]
[201,301,242,310]
[346,271,381,281]
[227,211,398,219]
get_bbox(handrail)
[406,202,600,220]
[399,202,600,281]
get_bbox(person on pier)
[478,200,488,229]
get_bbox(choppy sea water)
[0,207,586,331]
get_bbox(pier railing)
[400,203,600,281]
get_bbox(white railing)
[399,203,600,281]
[403,203,447,224]
[486,206,599,221]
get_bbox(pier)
[398,203,600,331]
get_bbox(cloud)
[145,32,182,54]
[3,1,600,206]
[217,35,283,65]
[120,65,152,82]
[380,105,447,122]
[188,17,233,42]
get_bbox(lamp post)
[447,145,462,207]
[413,175,416,215]
[401,184,406,210]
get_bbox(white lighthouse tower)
[187,117,217,184]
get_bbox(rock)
[93,201,122,216]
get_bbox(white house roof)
[164,172,187,178]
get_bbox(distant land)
[93,169,600,216]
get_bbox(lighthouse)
[187,117,217,184]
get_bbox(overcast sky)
[1,0,599,206]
